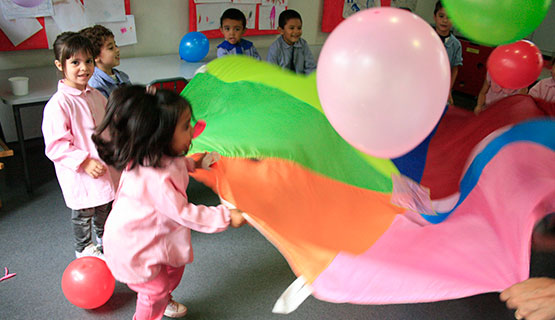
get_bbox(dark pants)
[71,201,112,252]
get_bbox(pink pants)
[127,265,185,320]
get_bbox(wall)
[0,0,328,71]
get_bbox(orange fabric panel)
[191,157,402,283]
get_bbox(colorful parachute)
[183,56,555,313]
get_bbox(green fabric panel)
[205,55,323,112]
[203,56,398,179]
[183,72,395,193]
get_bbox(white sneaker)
[164,300,187,318]
[75,243,105,260]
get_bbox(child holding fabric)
[92,85,246,319]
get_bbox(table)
[0,54,208,193]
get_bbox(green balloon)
[442,0,552,46]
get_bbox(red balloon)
[61,257,115,309]
[487,40,543,90]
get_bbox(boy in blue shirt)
[217,8,261,60]
[267,9,316,74]
[80,25,131,98]
[433,1,462,105]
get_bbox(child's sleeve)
[42,99,90,172]
[217,47,228,58]
[303,43,317,74]
[156,168,231,233]
[266,41,279,64]
[251,46,261,61]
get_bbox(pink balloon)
[317,8,450,158]
[12,0,45,8]
[487,40,543,90]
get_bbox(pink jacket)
[485,73,524,106]
[42,81,115,210]
[103,156,231,284]
[529,77,555,103]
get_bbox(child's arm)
[217,47,228,58]
[251,46,262,61]
[474,78,490,114]
[302,42,317,74]
[449,66,459,105]
[266,41,279,64]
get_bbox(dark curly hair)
[92,85,193,170]
[80,25,114,57]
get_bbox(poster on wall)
[189,0,284,39]
[323,0,417,32]
[0,0,132,51]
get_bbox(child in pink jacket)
[92,85,246,319]
[42,32,114,260]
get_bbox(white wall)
[0,0,328,71]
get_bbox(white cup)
[8,76,29,96]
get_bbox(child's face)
[434,8,452,37]
[220,18,245,45]
[279,18,302,45]
[171,108,194,155]
[95,36,120,74]
[55,50,94,91]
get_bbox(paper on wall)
[258,4,286,30]
[261,0,287,5]
[343,0,380,19]
[100,15,137,46]
[0,14,43,46]
[44,16,61,49]
[84,0,126,24]
[391,0,417,12]
[195,0,261,3]
[196,3,255,31]
[0,0,54,20]
[51,0,87,31]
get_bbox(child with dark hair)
[433,1,462,105]
[92,85,246,319]
[217,8,260,60]
[529,56,555,103]
[42,32,115,260]
[267,9,316,74]
[80,24,130,98]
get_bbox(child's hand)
[199,151,221,170]
[230,209,246,228]
[473,105,483,115]
[81,158,107,178]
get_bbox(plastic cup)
[8,76,29,96]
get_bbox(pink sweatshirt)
[529,77,555,103]
[103,156,231,284]
[42,81,115,210]
[485,73,524,106]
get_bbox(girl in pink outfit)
[42,32,115,259]
[474,72,528,114]
[529,59,555,103]
[92,85,246,320]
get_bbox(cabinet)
[453,40,494,97]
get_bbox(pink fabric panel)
[311,143,555,304]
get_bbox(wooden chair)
[148,77,188,93]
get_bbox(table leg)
[13,105,32,193]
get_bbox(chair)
[148,77,188,93]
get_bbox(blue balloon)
[179,32,209,62]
